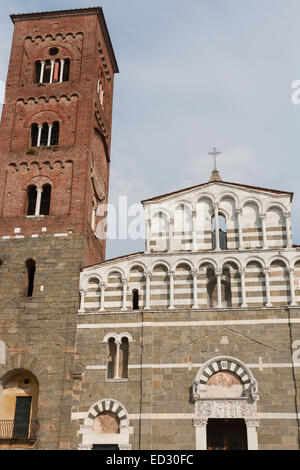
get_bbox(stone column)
[37,125,42,147]
[39,61,45,83]
[236,208,244,249]
[59,59,65,83]
[99,282,106,312]
[121,278,128,311]
[168,271,175,310]
[193,418,208,450]
[216,268,223,308]
[239,267,248,308]
[264,268,272,307]
[192,210,197,251]
[285,212,293,248]
[144,271,152,310]
[213,203,220,250]
[35,187,43,216]
[47,123,53,147]
[49,59,55,84]
[192,270,198,309]
[79,289,86,313]
[289,268,297,306]
[169,218,174,251]
[245,419,259,450]
[260,214,268,249]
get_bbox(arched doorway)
[193,357,259,450]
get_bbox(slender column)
[39,61,45,83]
[37,125,42,147]
[168,271,174,310]
[121,278,128,311]
[168,218,174,251]
[213,203,220,250]
[59,59,65,83]
[99,282,106,312]
[289,268,297,306]
[114,339,121,379]
[264,268,272,307]
[236,208,244,249]
[192,210,197,251]
[245,419,259,450]
[47,123,53,147]
[144,271,152,310]
[91,207,96,232]
[239,268,248,308]
[79,289,86,313]
[192,270,198,309]
[145,219,151,253]
[49,59,55,84]
[193,418,208,450]
[285,212,293,248]
[35,187,43,216]
[260,214,268,249]
[216,268,223,308]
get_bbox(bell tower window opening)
[27,185,37,216]
[40,122,49,146]
[40,184,51,216]
[31,123,38,147]
[50,121,59,145]
[35,54,70,84]
[25,259,36,297]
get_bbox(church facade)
[0,7,299,451]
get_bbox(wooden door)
[12,396,32,439]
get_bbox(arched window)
[27,185,37,216]
[212,213,227,250]
[132,289,139,310]
[120,337,129,378]
[35,55,70,84]
[63,59,70,82]
[25,259,36,297]
[40,122,49,146]
[50,121,59,145]
[43,60,51,84]
[31,123,38,147]
[107,338,116,379]
[106,335,130,380]
[40,184,51,215]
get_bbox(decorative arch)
[193,356,258,400]
[79,399,132,450]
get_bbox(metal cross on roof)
[208,147,221,172]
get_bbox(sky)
[1,0,300,259]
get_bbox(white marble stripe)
[77,317,300,328]
[85,362,300,371]
[71,411,300,421]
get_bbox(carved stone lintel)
[196,399,257,420]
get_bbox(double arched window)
[31,121,59,147]
[107,336,129,380]
[35,47,70,84]
[27,184,51,216]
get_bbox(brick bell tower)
[0,8,118,449]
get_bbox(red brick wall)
[0,10,117,266]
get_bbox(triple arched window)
[31,122,59,147]
[27,184,51,216]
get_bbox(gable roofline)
[10,7,119,74]
[141,180,294,204]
